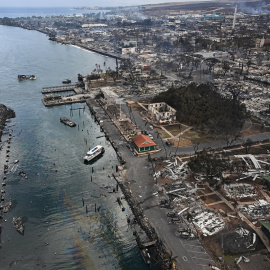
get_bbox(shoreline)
[72,42,125,60]
[0,104,15,143]
[86,97,173,269]
[0,103,15,242]
[1,25,124,61]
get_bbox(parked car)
[148,134,153,139]
[166,141,172,146]
[149,125,153,130]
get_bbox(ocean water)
[0,7,108,18]
[0,25,148,270]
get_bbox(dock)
[41,85,82,94]
[42,94,91,107]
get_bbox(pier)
[42,94,91,107]
[41,84,82,94]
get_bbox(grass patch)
[159,130,171,139]
[181,129,215,144]
[164,124,189,136]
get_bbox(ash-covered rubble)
[154,159,190,181]
[239,199,270,219]
[232,154,270,182]
[190,207,226,236]
[165,181,198,204]
[224,184,257,199]
[215,68,270,121]
[222,226,257,255]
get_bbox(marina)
[0,25,148,270]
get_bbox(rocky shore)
[0,104,15,142]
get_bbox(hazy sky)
[0,0,205,8]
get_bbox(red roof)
[131,134,156,148]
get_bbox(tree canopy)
[152,83,247,141]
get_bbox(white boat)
[83,145,105,162]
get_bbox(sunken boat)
[13,217,24,235]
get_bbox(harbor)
[1,3,270,269]
[41,84,89,106]
[84,96,182,269]
[39,79,174,268]
[0,25,148,270]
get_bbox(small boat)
[13,217,24,235]
[62,79,71,84]
[83,145,105,162]
[60,117,76,127]
[18,75,36,80]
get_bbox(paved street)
[87,98,270,270]
[120,100,270,156]
[87,99,215,269]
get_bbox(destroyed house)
[131,134,156,152]
[148,102,176,123]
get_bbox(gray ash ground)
[222,228,259,255]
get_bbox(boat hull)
[60,117,76,127]
[83,146,105,163]
[18,75,36,80]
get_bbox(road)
[88,98,270,270]
[118,100,270,269]
[120,100,270,156]
[87,98,215,270]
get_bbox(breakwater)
[77,43,126,61]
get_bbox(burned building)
[148,102,176,124]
